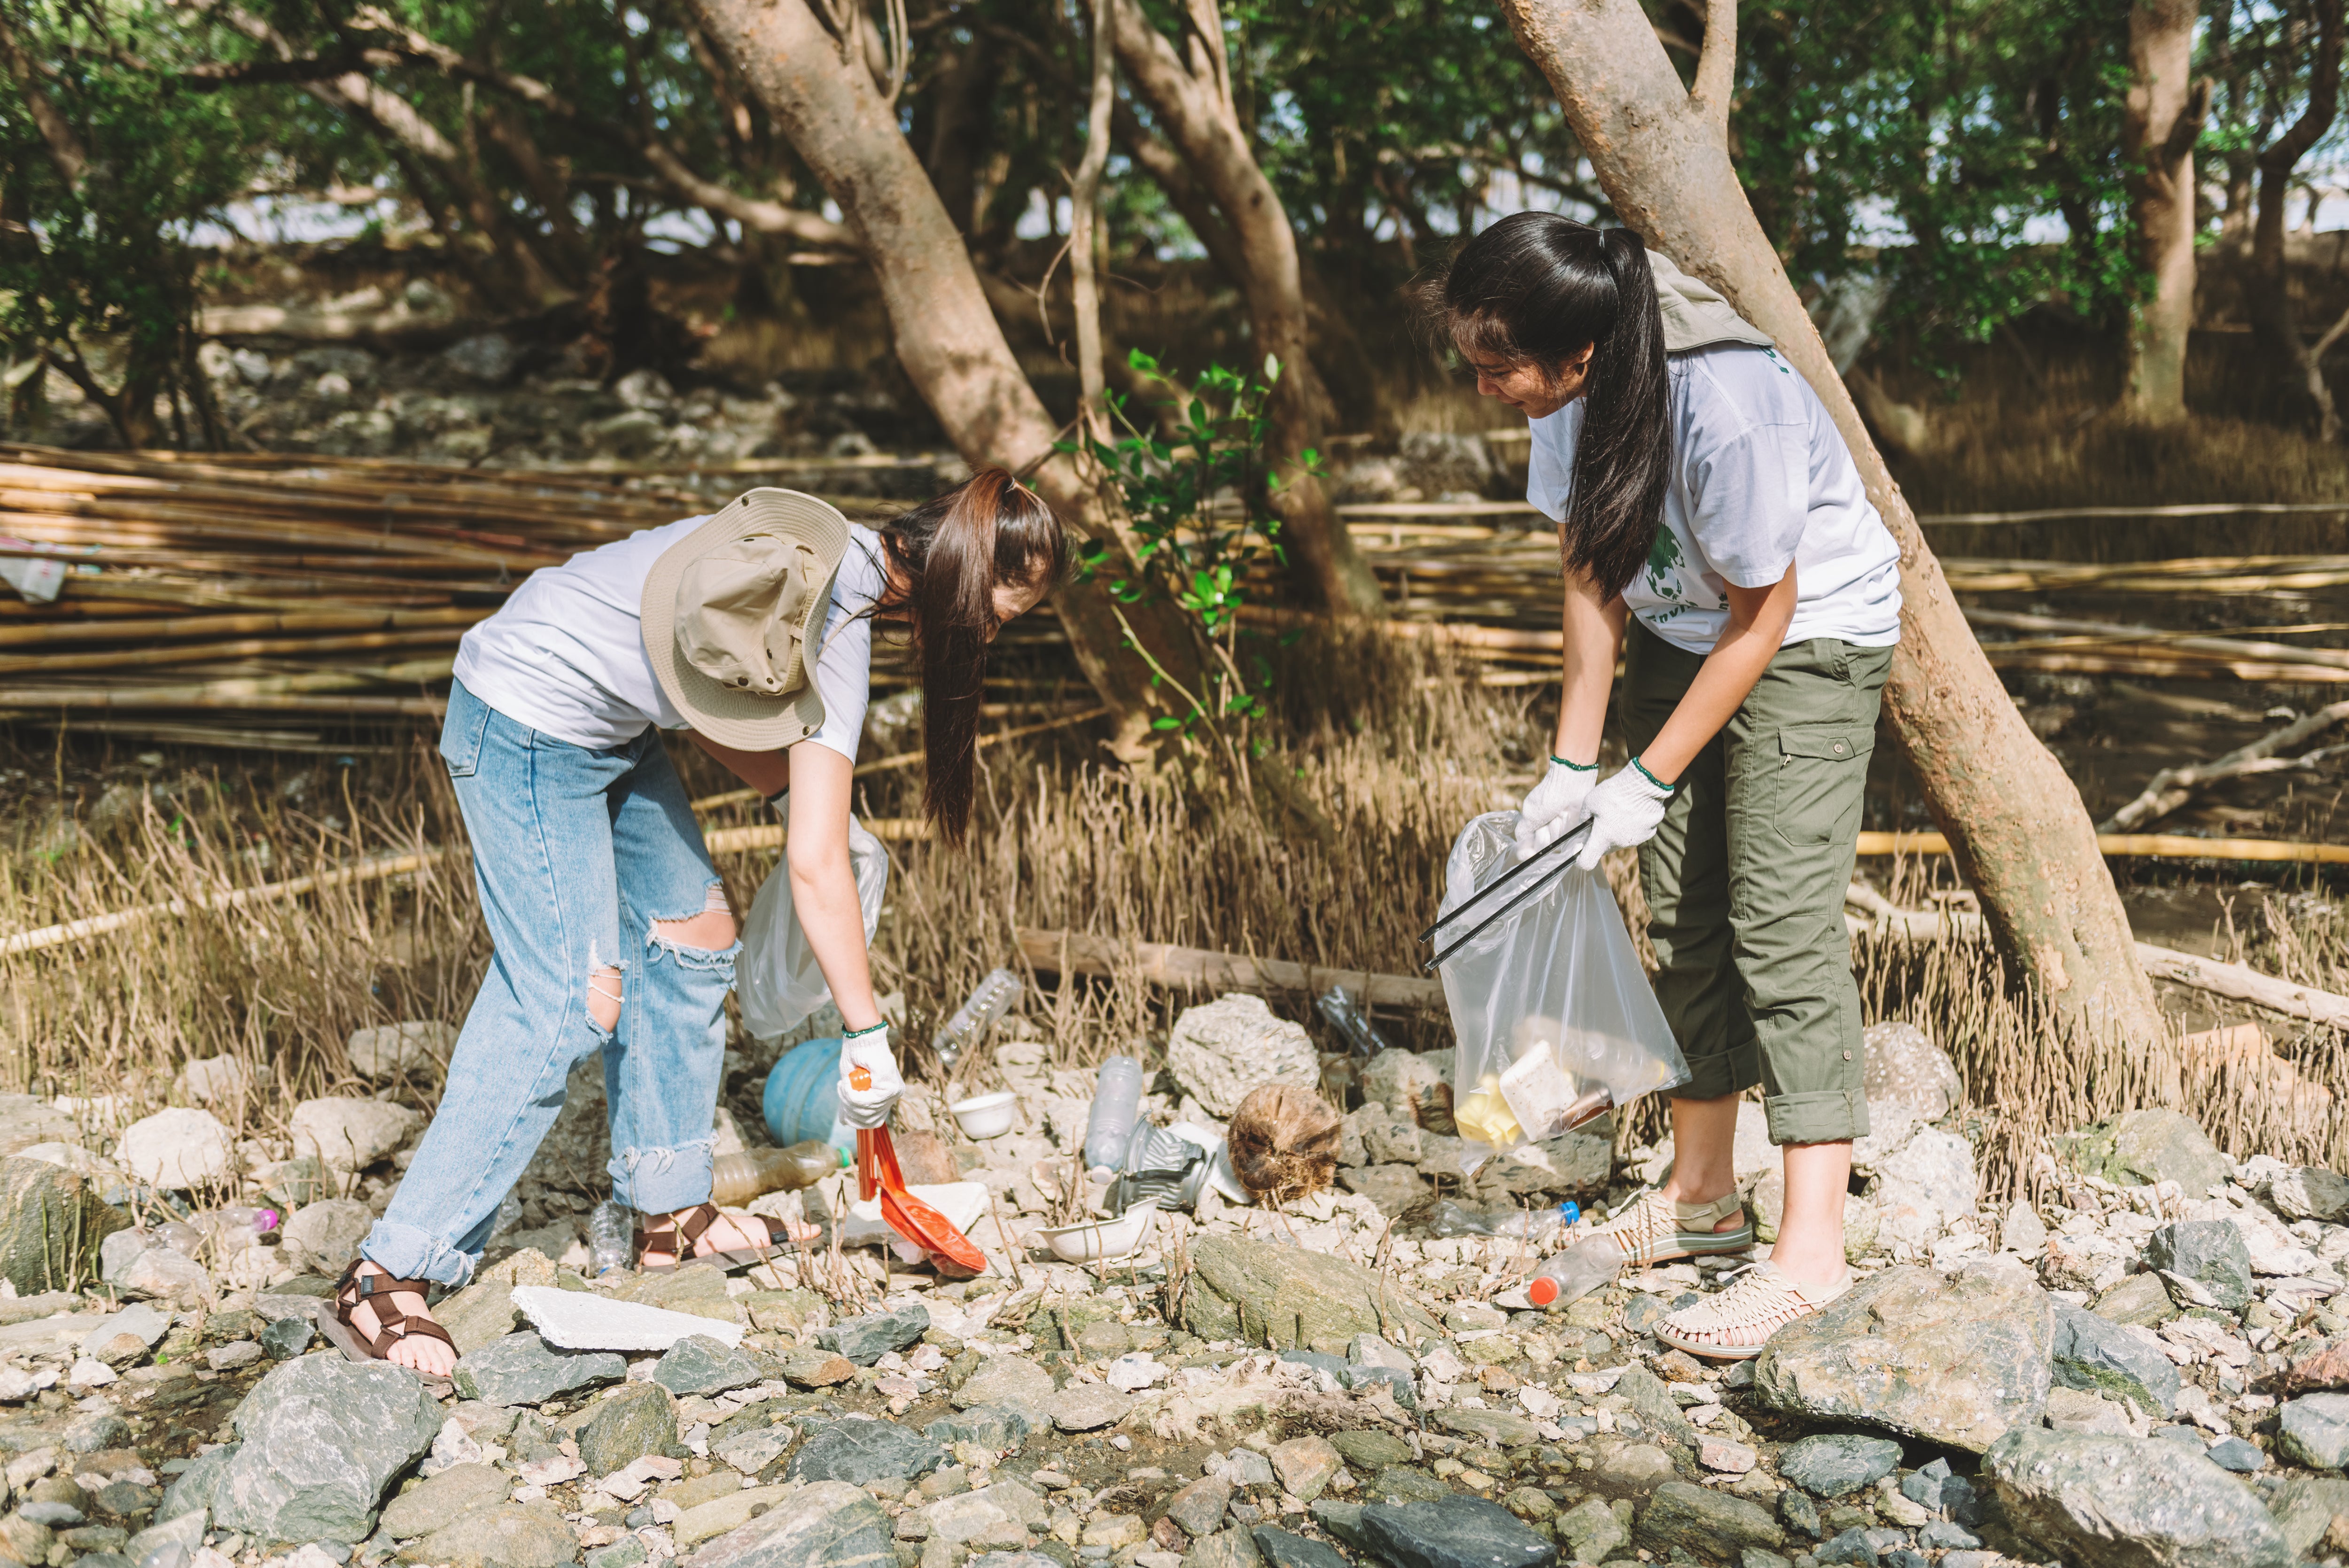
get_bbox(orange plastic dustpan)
[850,1066,987,1273]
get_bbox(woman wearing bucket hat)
[324,469,1065,1375]
[1427,215,1902,1358]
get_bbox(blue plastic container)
[763,1036,848,1150]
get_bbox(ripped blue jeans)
[360,678,740,1287]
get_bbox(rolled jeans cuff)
[1766,1089,1869,1146]
[609,1136,717,1216]
[358,1219,479,1289]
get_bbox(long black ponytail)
[1427,215,1670,600]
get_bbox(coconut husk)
[1227,1082,1342,1203]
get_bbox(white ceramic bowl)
[948,1090,1019,1139]
[1037,1198,1159,1263]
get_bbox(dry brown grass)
[2,628,2342,1205]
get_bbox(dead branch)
[2100,699,2349,832]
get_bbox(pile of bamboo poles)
[0,444,898,738]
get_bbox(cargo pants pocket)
[1772,724,1871,846]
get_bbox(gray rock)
[1308,1501,1369,1554]
[788,1419,942,1485]
[103,1242,209,1307]
[2202,1437,2264,1473]
[951,1355,1054,1412]
[2270,1166,2349,1224]
[0,1096,83,1157]
[156,1443,236,1525]
[1779,1435,1903,1498]
[1225,1450,1277,1490]
[1861,1022,1962,1123]
[409,1502,581,1568]
[453,1332,627,1407]
[2070,1110,2231,1197]
[80,1302,171,1358]
[2051,1306,2181,1417]
[64,1412,128,1453]
[1251,1527,1346,1568]
[281,1200,374,1272]
[580,1382,680,1476]
[1326,1432,1411,1472]
[1367,1467,1451,1506]
[1177,1235,1442,1356]
[1166,995,1321,1119]
[2264,1475,2349,1557]
[1336,1166,1428,1217]
[1052,1384,1132,1433]
[378,1463,508,1539]
[345,1020,454,1081]
[442,334,520,386]
[1982,1426,2293,1568]
[17,1501,80,1527]
[2092,1272,2180,1328]
[2275,1393,2349,1469]
[125,1507,209,1565]
[1435,1408,1541,1449]
[588,1541,649,1568]
[0,1158,129,1296]
[260,1316,315,1360]
[1165,1479,1231,1538]
[1357,1494,1557,1568]
[2144,1222,2253,1312]
[209,1356,444,1544]
[1778,1490,1820,1538]
[1755,1257,2053,1452]
[1186,1526,1266,1568]
[1613,1365,1696,1453]
[1552,1496,1627,1564]
[924,1406,1035,1451]
[1637,1483,1784,1557]
[817,1305,928,1366]
[655,1335,765,1397]
[1814,1527,1899,1566]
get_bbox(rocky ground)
[0,999,2343,1568]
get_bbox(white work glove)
[837,1024,903,1130]
[1515,755,1599,854]
[1574,760,1676,872]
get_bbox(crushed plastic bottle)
[587,1198,633,1277]
[1315,984,1393,1059]
[709,1141,846,1205]
[491,1191,526,1239]
[1430,1198,1583,1240]
[1525,1220,1626,1309]
[932,967,1023,1071]
[190,1205,282,1253]
[1083,1056,1144,1178]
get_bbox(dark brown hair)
[873,468,1067,846]
[1421,214,1670,600]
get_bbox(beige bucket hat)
[639,488,852,750]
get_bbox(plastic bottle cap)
[1527,1276,1559,1306]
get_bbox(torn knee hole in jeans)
[587,962,625,1032]
[648,886,737,957]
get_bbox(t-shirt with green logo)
[1525,345,1902,655]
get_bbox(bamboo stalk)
[1855,830,2349,865]
[1968,606,2349,673]
[0,626,469,676]
[688,706,1114,812]
[1015,927,1445,1008]
[0,848,456,956]
[0,605,490,651]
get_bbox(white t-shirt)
[1526,344,1902,655]
[454,517,887,759]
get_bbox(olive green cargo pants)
[1620,621,1892,1145]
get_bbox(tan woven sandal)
[1587,1188,1755,1268]
[1655,1262,1849,1359]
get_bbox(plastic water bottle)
[1315,984,1392,1059]
[932,968,1023,1071]
[491,1192,526,1239]
[1083,1056,1145,1178]
[587,1198,633,1277]
[709,1141,846,1205]
[190,1206,281,1252]
[1525,1216,1621,1309]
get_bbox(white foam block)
[511,1284,746,1352]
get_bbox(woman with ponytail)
[324,470,1063,1375]
[1431,214,1902,1358]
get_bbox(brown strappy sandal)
[316,1259,458,1373]
[633,1202,792,1274]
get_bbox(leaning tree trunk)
[1497,0,2169,1045]
[2249,0,2344,440]
[1108,0,1387,617]
[685,0,1199,756]
[2119,0,2204,420]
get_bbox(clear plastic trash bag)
[739,815,889,1043]
[1436,810,1687,1171]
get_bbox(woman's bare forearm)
[1552,572,1627,765]
[782,745,882,1033]
[689,731,792,798]
[1639,568,1797,784]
